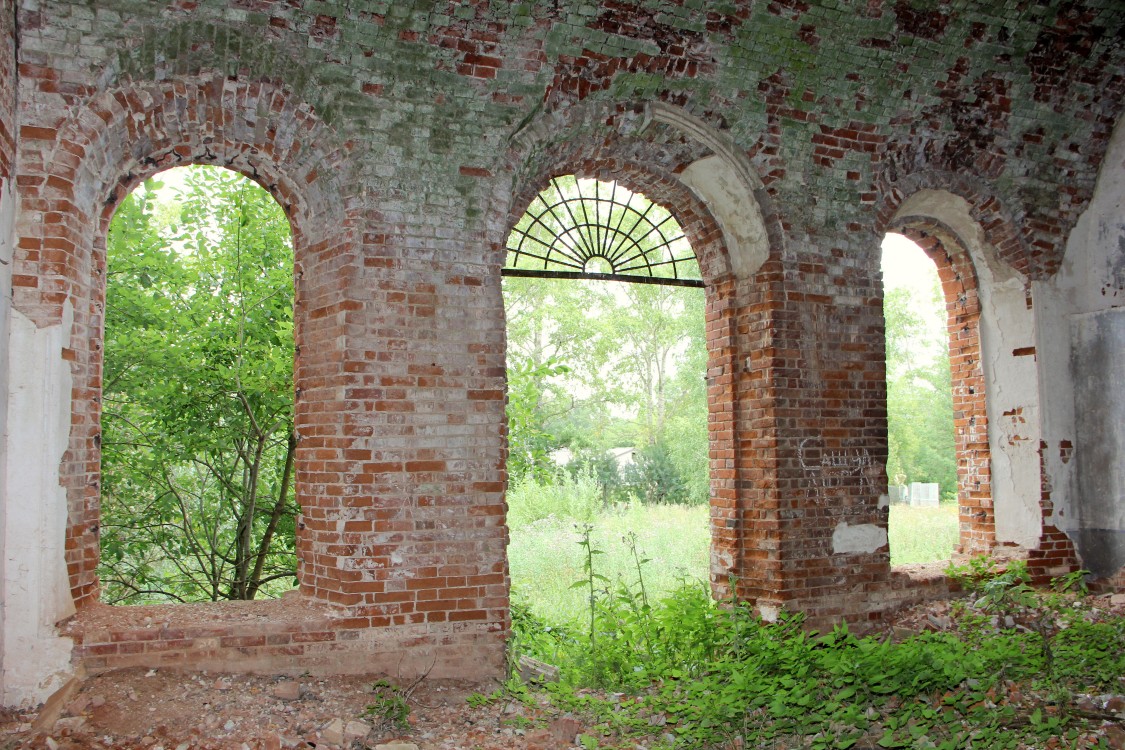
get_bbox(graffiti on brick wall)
[798,437,877,504]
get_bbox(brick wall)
[9,0,1124,677]
[66,597,499,679]
[0,0,12,183]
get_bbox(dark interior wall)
[1072,309,1125,577]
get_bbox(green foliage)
[569,449,631,506]
[100,165,297,604]
[507,504,709,627]
[622,441,690,505]
[466,688,505,708]
[506,470,604,530]
[946,556,1093,682]
[887,504,958,564]
[502,244,707,507]
[506,356,570,483]
[884,279,956,493]
[365,679,412,731]
[509,543,1123,749]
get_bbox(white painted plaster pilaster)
[977,274,1042,548]
[0,176,11,702]
[0,293,76,706]
[1036,114,1125,572]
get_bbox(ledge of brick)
[61,594,506,680]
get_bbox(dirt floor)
[0,668,584,750]
[2,594,1124,750]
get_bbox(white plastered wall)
[1036,115,1125,577]
[0,174,77,706]
[679,154,770,279]
[0,171,8,704]
[894,190,1043,549]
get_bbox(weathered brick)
[4,0,1121,685]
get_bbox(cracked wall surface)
[0,0,1122,706]
[1038,115,1125,580]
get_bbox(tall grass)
[508,478,960,626]
[508,473,709,625]
[888,502,959,564]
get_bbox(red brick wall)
[67,597,499,679]
[0,0,13,183]
[500,122,800,611]
[9,0,1122,678]
[503,110,904,628]
[1027,439,1080,582]
[13,73,507,674]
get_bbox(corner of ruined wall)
[0,180,78,705]
[1034,113,1125,585]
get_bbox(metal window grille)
[503,176,703,288]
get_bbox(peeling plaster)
[1036,116,1125,576]
[980,272,1042,548]
[1,300,77,706]
[0,177,10,702]
[757,603,780,623]
[831,522,887,555]
[893,190,1042,548]
[680,154,769,278]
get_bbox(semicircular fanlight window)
[504,176,702,288]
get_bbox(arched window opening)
[882,232,958,565]
[100,165,297,604]
[503,176,709,627]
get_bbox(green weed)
[510,539,1124,750]
[509,502,958,630]
[364,678,412,731]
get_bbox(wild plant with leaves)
[99,166,297,604]
[508,539,1125,750]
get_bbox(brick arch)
[501,98,788,281]
[885,219,994,556]
[495,102,789,602]
[875,170,1037,279]
[11,76,358,608]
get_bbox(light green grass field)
[888,502,959,565]
[508,500,958,626]
[507,503,710,626]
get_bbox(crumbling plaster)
[0,0,1122,709]
[0,286,76,706]
[0,177,10,705]
[1037,114,1125,576]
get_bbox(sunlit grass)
[508,497,960,626]
[508,502,709,626]
[888,501,959,565]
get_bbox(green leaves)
[502,264,707,502]
[511,558,1121,750]
[884,272,956,492]
[100,165,297,604]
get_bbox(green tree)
[502,176,709,503]
[502,276,707,501]
[100,165,297,604]
[884,278,956,492]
